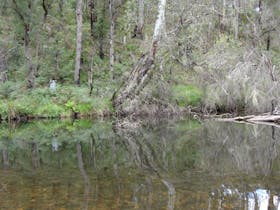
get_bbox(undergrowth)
[0,85,113,120]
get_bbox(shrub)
[197,43,279,114]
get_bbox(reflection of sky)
[212,186,280,210]
[254,189,269,210]
[273,196,280,210]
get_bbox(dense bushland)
[0,0,279,119]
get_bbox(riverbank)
[0,82,205,123]
[1,82,279,125]
[0,85,113,123]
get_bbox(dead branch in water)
[217,114,280,126]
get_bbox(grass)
[172,84,203,107]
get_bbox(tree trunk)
[234,0,239,40]
[54,39,59,79]
[220,0,227,33]
[12,0,35,88]
[74,0,83,86]
[150,0,166,59]
[0,53,7,84]
[112,0,166,116]
[89,0,96,40]
[258,0,262,24]
[98,1,106,59]
[42,0,48,22]
[133,0,144,39]
[109,0,115,79]
[25,23,35,88]
[137,0,144,39]
[88,51,94,96]
[266,32,270,51]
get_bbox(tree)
[74,0,83,86]
[11,0,36,88]
[132,0,144,39]
[234,0,240,40]
[109,0,115,79]
[89,0,97,40]
[112,0,167,115]
[97,0,107,59]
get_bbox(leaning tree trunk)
[112,0,166,116]
[74,0,83,86]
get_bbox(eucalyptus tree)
[74,0,83,86]
[113,0,167,115]
[10,0,42,88]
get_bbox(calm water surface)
[0,118,280,209]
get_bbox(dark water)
[0,119,280,210]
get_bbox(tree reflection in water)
[114,119,177,210]
[0,119,280,209]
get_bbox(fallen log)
[247,115,280,123]
[216,114,280,125]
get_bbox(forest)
[0,0,279,121]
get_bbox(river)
[0,118,280,209]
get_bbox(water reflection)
[209,186,278,210]
[0,119,280,209]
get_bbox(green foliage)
[0,0,279,117]
[172,85,203,107]
[0,81,18,99]
[0,85,113,120]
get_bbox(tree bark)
[89,0,96,40]
[234,0,240,40]
[220,0,227,33]
[98,1,106,59]
[138,0,144,39]
[54,39,60,79]
[74,0,83,86]
[109,0,115,79]
[25,23,35,88]
[150,0,166,58]
[112,0,167,116]
[133,0,144,39]
[42,0,48,22]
